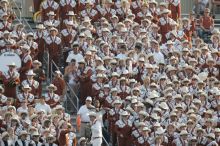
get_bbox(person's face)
[85,100,92,106]
[204,11,210,16]
[197,131,203,137]
[2,15,8,21]
[50,30,56,36]
[32,135,40,141]
[70,61,76,66]
[111,18,118,23]
[78,63,85,68]
[73,47,79,53]
[94,100,100,108]
[33,63,40,68]
[11,120,18,126]
[9,66,15,71]
[27,75,33,80]
[20,135,27,140]
[181,135,188,140]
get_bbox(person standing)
[3,62,20,99]
[77,96,94,139]
[115,111,133,146]
[89,111,103,146]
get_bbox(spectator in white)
[89,111,102,146]
[66,41,84,64]
[17,99,28,114]
[77,96,94,138]
[153,41,165,64]
[35,95,51,115]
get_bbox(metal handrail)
[50,58,80,112]
[103,137,110,146]
[10,0,22,21]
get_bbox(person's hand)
[120,134,123,137]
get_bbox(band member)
[166,0,181,21]
[158,9,174,43]
[0,0,15,22]
[11,23,25,41]
[80,1,99,23]
[98,0,116,21]
[3,62,20,98]
[115,111,133,146]
[44,11,60,28]
[0,13,12,32]
[77,60,92,104]
[17,85,35,106]
[32,60,46,96]
[52,70,66,98]
[116,0,132,21]
[0,30,16,50]
[40,0,59,21]
[34,24,46,62]
[44,84,60,108]
[19,44,33,81]
[45,27,62,66]
[59,0,76,20]
[26,32,39,60]
[61,20,77,62]
[21,70,40,98]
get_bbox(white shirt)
[77,105,90,122]
[91,120,102,138]
[66,52,84,63]
[153,51,165,64]
[17,106,28,114]
[35,103,51,114]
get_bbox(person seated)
[198,8,214,40]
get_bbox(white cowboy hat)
[78,137,87,144]
[36,24,45,29]
[22,85,32,90]
[50,27,58,32]
[7,62,17,67]
[47,11,56,16]
[180,130,188,136]
[32,131,40,136]
[86,96,92,101]
[46,84,57,91]
[121,111,129,116]
[19,130,28,136]
[66,11,76,16]
[33,60,42,66]
[156,127,166,135]
[161,9,171,14]
[26,70,36,76]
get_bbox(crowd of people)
[0,0,219,146]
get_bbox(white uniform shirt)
[77,105,90,122]
[66,52,84,63]
[91,120,102,138]
[35,103,51,114]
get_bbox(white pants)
[92,138,102,146]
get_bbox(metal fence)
[49,58,80,113]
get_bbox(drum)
[0,51,21,72]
